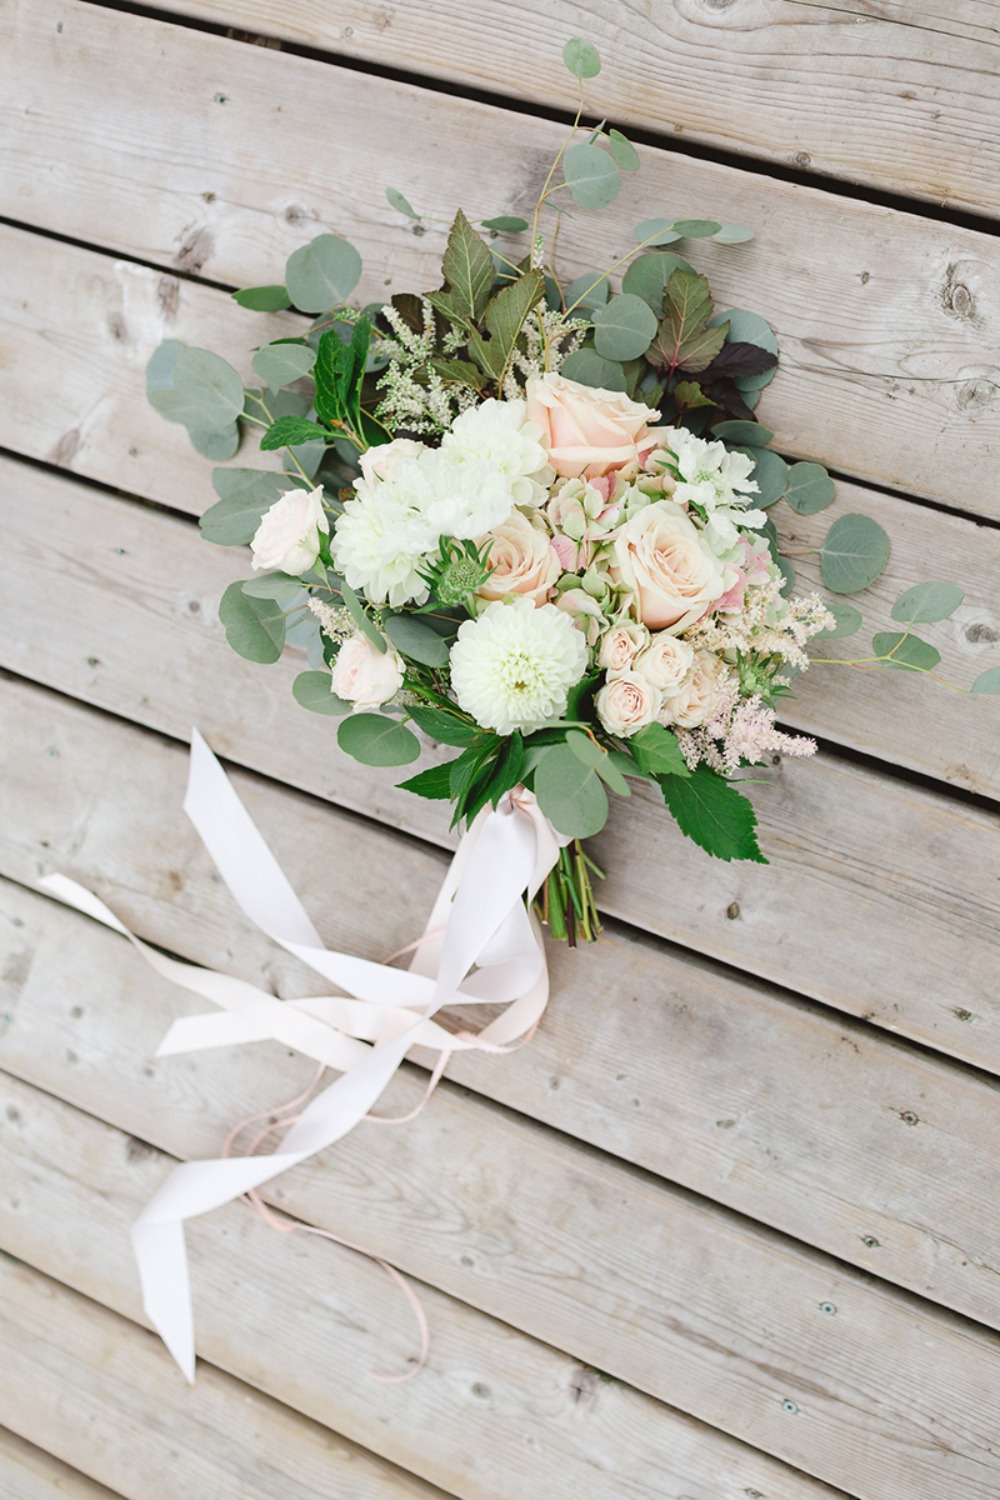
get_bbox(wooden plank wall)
[1,2,999,1497]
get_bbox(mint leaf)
[659,764,767,863]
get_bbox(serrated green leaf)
[815,600,863,639]
[232,284,291,312]
[259,415,331,451]
[313,326,355,425]
[890,581,965,624]
[467,270,545,383]
[397,760,460,799]
[672,380,715,412]
[218,582,286,664]
[563,37,601,77]
[338,713,421,767]
[659,764,767,863]
[785,462,836,515]
[649,269,726,375]
[533,744,610,838]
[629,723,691,778]
[871,632,941,672]
[251,342,317,393]
[292,670,351,715]
[972,667,1000,694]
[386,186,420,220]
[820,514,891,594]
[285,234,362,313]
[608,127,640,172]
[383,613,451,667]
[632,218,683,247]
[591,293,657,361]
[481,215,529,233]
[441,209,495,324]
[429,357,486,390]
[559,349,626,391]
[407,704,483,747]
[563,143,621,210]
[712,420,775,448]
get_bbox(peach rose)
[633,632,695,692]
[477,510,561,606]
[595,671,660,738]
[613,500,727,632]
[250,484,329,575]
[525,372,661,479]
[331,632,404,711]
[659,651,730,730]
[597,621,650,673]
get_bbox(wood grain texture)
[151,0,1000,218]
[0,1429,123,1500]
[5,721,1000,1336]
[2,471,998,1067]
[5,1060,1000,1498]
[0,1075,849,1500]
[0,1261,449,1500]
[3,4,1000,515]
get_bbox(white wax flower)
[449,597,588,736]
[442,397,555,505]
[250,485,328,575]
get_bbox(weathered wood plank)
[2,4,1000,515]
[2,475,998,1065]
[6,753,1000,1337]
[154,0,1000,218]
[0,1075,849,1500]
[0,1429,123,1500]
[0,1260,446,1500]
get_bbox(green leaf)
[407,704,483,747]
[533,744,610,838]
[629,723,691,778]
[429,357,487,391]
[440,210,495,324]
[386,186,421,220]
[397,761,459,799]
[340,579,387,653]
[292,670,351,715]
[285,234,362,313]
[591,293,657,361]
[621,252,693,312]
[218,581,286,664]
[712,420,775,448]
[481,215,529,233]
[563,37,601,78]
[251,342,317,392]
[489,733,525,807]
[671,219,722,239]
[232,285,291,312]
[890,581,965,624]
[148,346,245,431]
[820,514,891,594]
[777,556,796,595]
[632,218,683,247]
[815,600,863,639]
[565,731,631,796]
[649,269,726,375]
[785,461,836,515]
[313,326,356,425]
[738,446,788,507]
[338,713,421,767]
[564,272,610,313]
[200,469,298,546]
[189,423,240,460]
[467,270,545,383]
[672,380,715,412]
[259,415,331,451]
[563,143,621,211]
[383,613,451,667]
[608,127,640,172]
[242,571,307,599]
[712,223,754,245]
[659,764,767,863]
[559,349,626,391]
[871,632,941,673]
[972,667,1000,694]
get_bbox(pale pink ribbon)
[40,730,567,1382]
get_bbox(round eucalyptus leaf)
[736,446,788,507]
[189,422,240,460]
[533,744,610,838]
[712,419,775,448]
[820,514,891,594]
[972,667,1000,694]
[591,293,657,360]
[232,285,291,312]
[815,600,863,639]
[709,307,779,394]
[200,469,299,546]
[293,670,351,715]
[564,272,610,313]
[563,37,601,78]
[563,143,621,210]
[337,713,421,767]
[481,215,529,232]
[241,572,306,601]
[776,556,796,595]
[785,462,836,515]
[251,342,317,392]
[218,582,286,664]
[386,186,420,220]
[712,223,755,245]
[608,128,640,172]
[559,348,626,392]
[671,219,722,239]
[151,347,245,432]
[285,234,363,313]
[890,581,965,624]
[383,612,451,667]
[621,252,694,311]
[632,218,682,246]
[146,339,183,392]
[871,632,941,673]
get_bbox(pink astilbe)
[678,691,818,776]
[686,577,834,672]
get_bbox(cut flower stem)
[536,839,604,946]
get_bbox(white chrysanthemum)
[450,597,589,736]
[413,448,517,539]
[332,486,432,608]
[442,398,555,505]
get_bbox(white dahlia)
[449,597,588,736]
[442,398,555,505]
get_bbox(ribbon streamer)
[40,730,567,1381]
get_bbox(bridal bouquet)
[149,38,994,943]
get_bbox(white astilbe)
[677,685,819,775]
[308,597,355,642]
[686,578,834,672]
[374,299,478,434]
[504,309,588,396]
